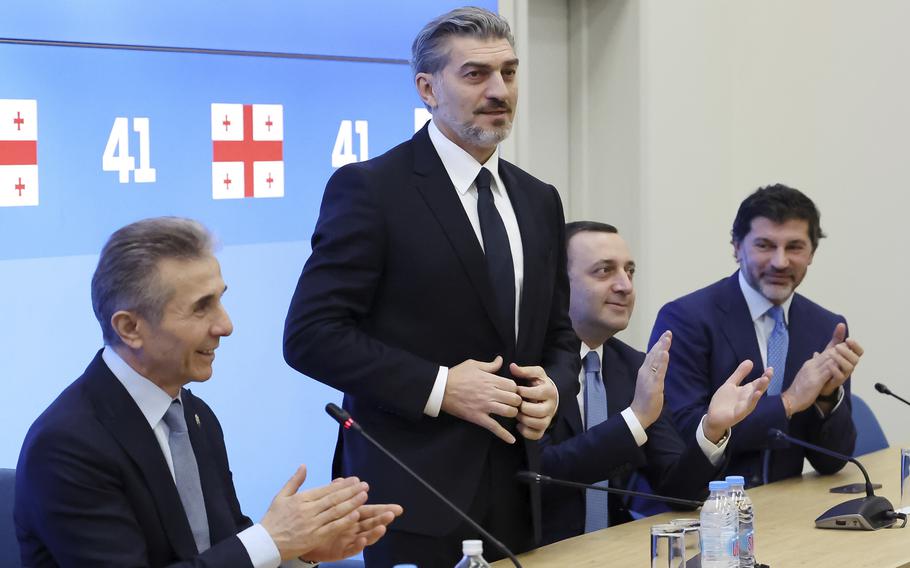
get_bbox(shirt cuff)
[813,385,845,418]
[696,415,729,466]
[284,560,319,568]
[237,524,281,568]
[620,407,648,447]
[423,366,448,417]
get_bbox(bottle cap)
[725,475,746,487]
[462,539,484,556]
[708,480,729,492]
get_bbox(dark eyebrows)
[460,57,520,72]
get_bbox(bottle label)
[742,529,754,555]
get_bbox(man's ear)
[111,310,143,349]
[415,72,437,109]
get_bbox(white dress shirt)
[737,270,844,414]
[422,119,525,416]
[102,348,311,568]
[575,343,728,465]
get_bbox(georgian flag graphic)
[0,99,39,207]
[211,103,284,199]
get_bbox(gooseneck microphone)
[874,382,910,407]
[767,428,901,530]
[325,403,523,568]
[515,471,703,508]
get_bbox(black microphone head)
[324,402,348,423]
[874,382,890,395]
[514,471,541,485]
[325,403,362,432]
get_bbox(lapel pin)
[195,414,201,427]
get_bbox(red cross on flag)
[211,103,284,199]
[0,99,39,207]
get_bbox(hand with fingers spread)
[703,361,770,443]
[817,323,864,396]
[260,465,400,562]
[630,330,672,429]
[442,356,523,444]
[511,363,559,440]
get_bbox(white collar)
[737,270,793,324]
[428,118,503,196]
[102,346,179,430]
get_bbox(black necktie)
[475,167,515,340]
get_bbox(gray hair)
[411,6,515,76]
[91,217,215,345]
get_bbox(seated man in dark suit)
[15,217,402,567]
[540,222,769,544]
[650,184,864,486]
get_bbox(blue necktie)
[766,305,788,395]
[475,167,515,341]
[163,400,211,553]
[583,351,610,532]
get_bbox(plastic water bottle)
[454,539,492,568]
[700,480,739,567]
[727,475,755,568]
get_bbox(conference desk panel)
[496,446,908,567]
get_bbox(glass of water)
[900,448,910,514]
[651,523,686,568]
[670,518,701,563]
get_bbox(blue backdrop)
[0,0,496,522]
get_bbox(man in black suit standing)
[540,222,769,544]
[16,217,401,567]
[283,7,576,566]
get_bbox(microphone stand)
[768,428,905,530]
[325,403,523,567]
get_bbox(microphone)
[324,403,523,568]
[767,428,900,530]
[515,471,703,508]
[874,382,910,407]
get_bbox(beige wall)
[503,0,910,445]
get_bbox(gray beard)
[460,122,512,147]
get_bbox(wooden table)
[494,446,909,567]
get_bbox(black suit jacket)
[15,351,255,567]
[540,337,718,544]
[283,125,579,540]
[650,273,855,486]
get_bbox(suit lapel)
[499,161,542,356]
[602,340,635,417]
[717,274,765,378]
[784,295,820,389]
[84,353,198,558]
[561,367,584,436]
[412,126,513,347]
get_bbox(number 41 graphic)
[102,117,157,183]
